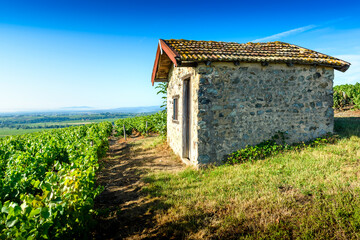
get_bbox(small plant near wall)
[226,132,338,165]
[155,82,168,111]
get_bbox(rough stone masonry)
[167,62,334,166]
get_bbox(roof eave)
[151,45,161,86]
[151,40,181,86]
[172,59,351,72]
[159,39,181,66]
[336,64,350,73]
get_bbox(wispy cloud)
[334,54,360,85]
[253,25,317,42]
[252,17,350,43]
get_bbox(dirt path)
[335,109,360,118]
[92,133,184,239]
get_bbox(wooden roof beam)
[151,45,161,86]
[151,40,181,86]
[154,78,168,83]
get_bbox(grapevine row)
[114,111,166,137]
[0,122,112,239]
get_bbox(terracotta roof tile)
[161,39,350,72]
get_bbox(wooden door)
[183,79,191,159]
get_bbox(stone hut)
[151,39,350,166]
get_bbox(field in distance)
[0,110,158,137]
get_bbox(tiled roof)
[161,39,350,72]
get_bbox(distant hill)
[104,106,162,113]
[0,106,162,115]
[57,106,162,114]
[61,106,93,110]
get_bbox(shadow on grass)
[141,183,360,239]
[334,117,360,138]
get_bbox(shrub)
[226,132,338,165]
[333,83,360,109]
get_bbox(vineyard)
[0,122,112,239]
[0,110,167,239]
[334,82,360,109]
[114,111,166,137]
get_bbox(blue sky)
[0,0,359,112]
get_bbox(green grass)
[143,117,360,239]
[0,127,47,137]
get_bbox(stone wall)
[166,66,200,165]
[196,62,334,165]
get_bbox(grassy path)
[92,133,183,239]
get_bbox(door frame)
[182,75,191,159]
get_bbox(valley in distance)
[0,105,161,137]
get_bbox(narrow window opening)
[173,96,179,122]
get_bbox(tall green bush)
[333,83,360,109]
